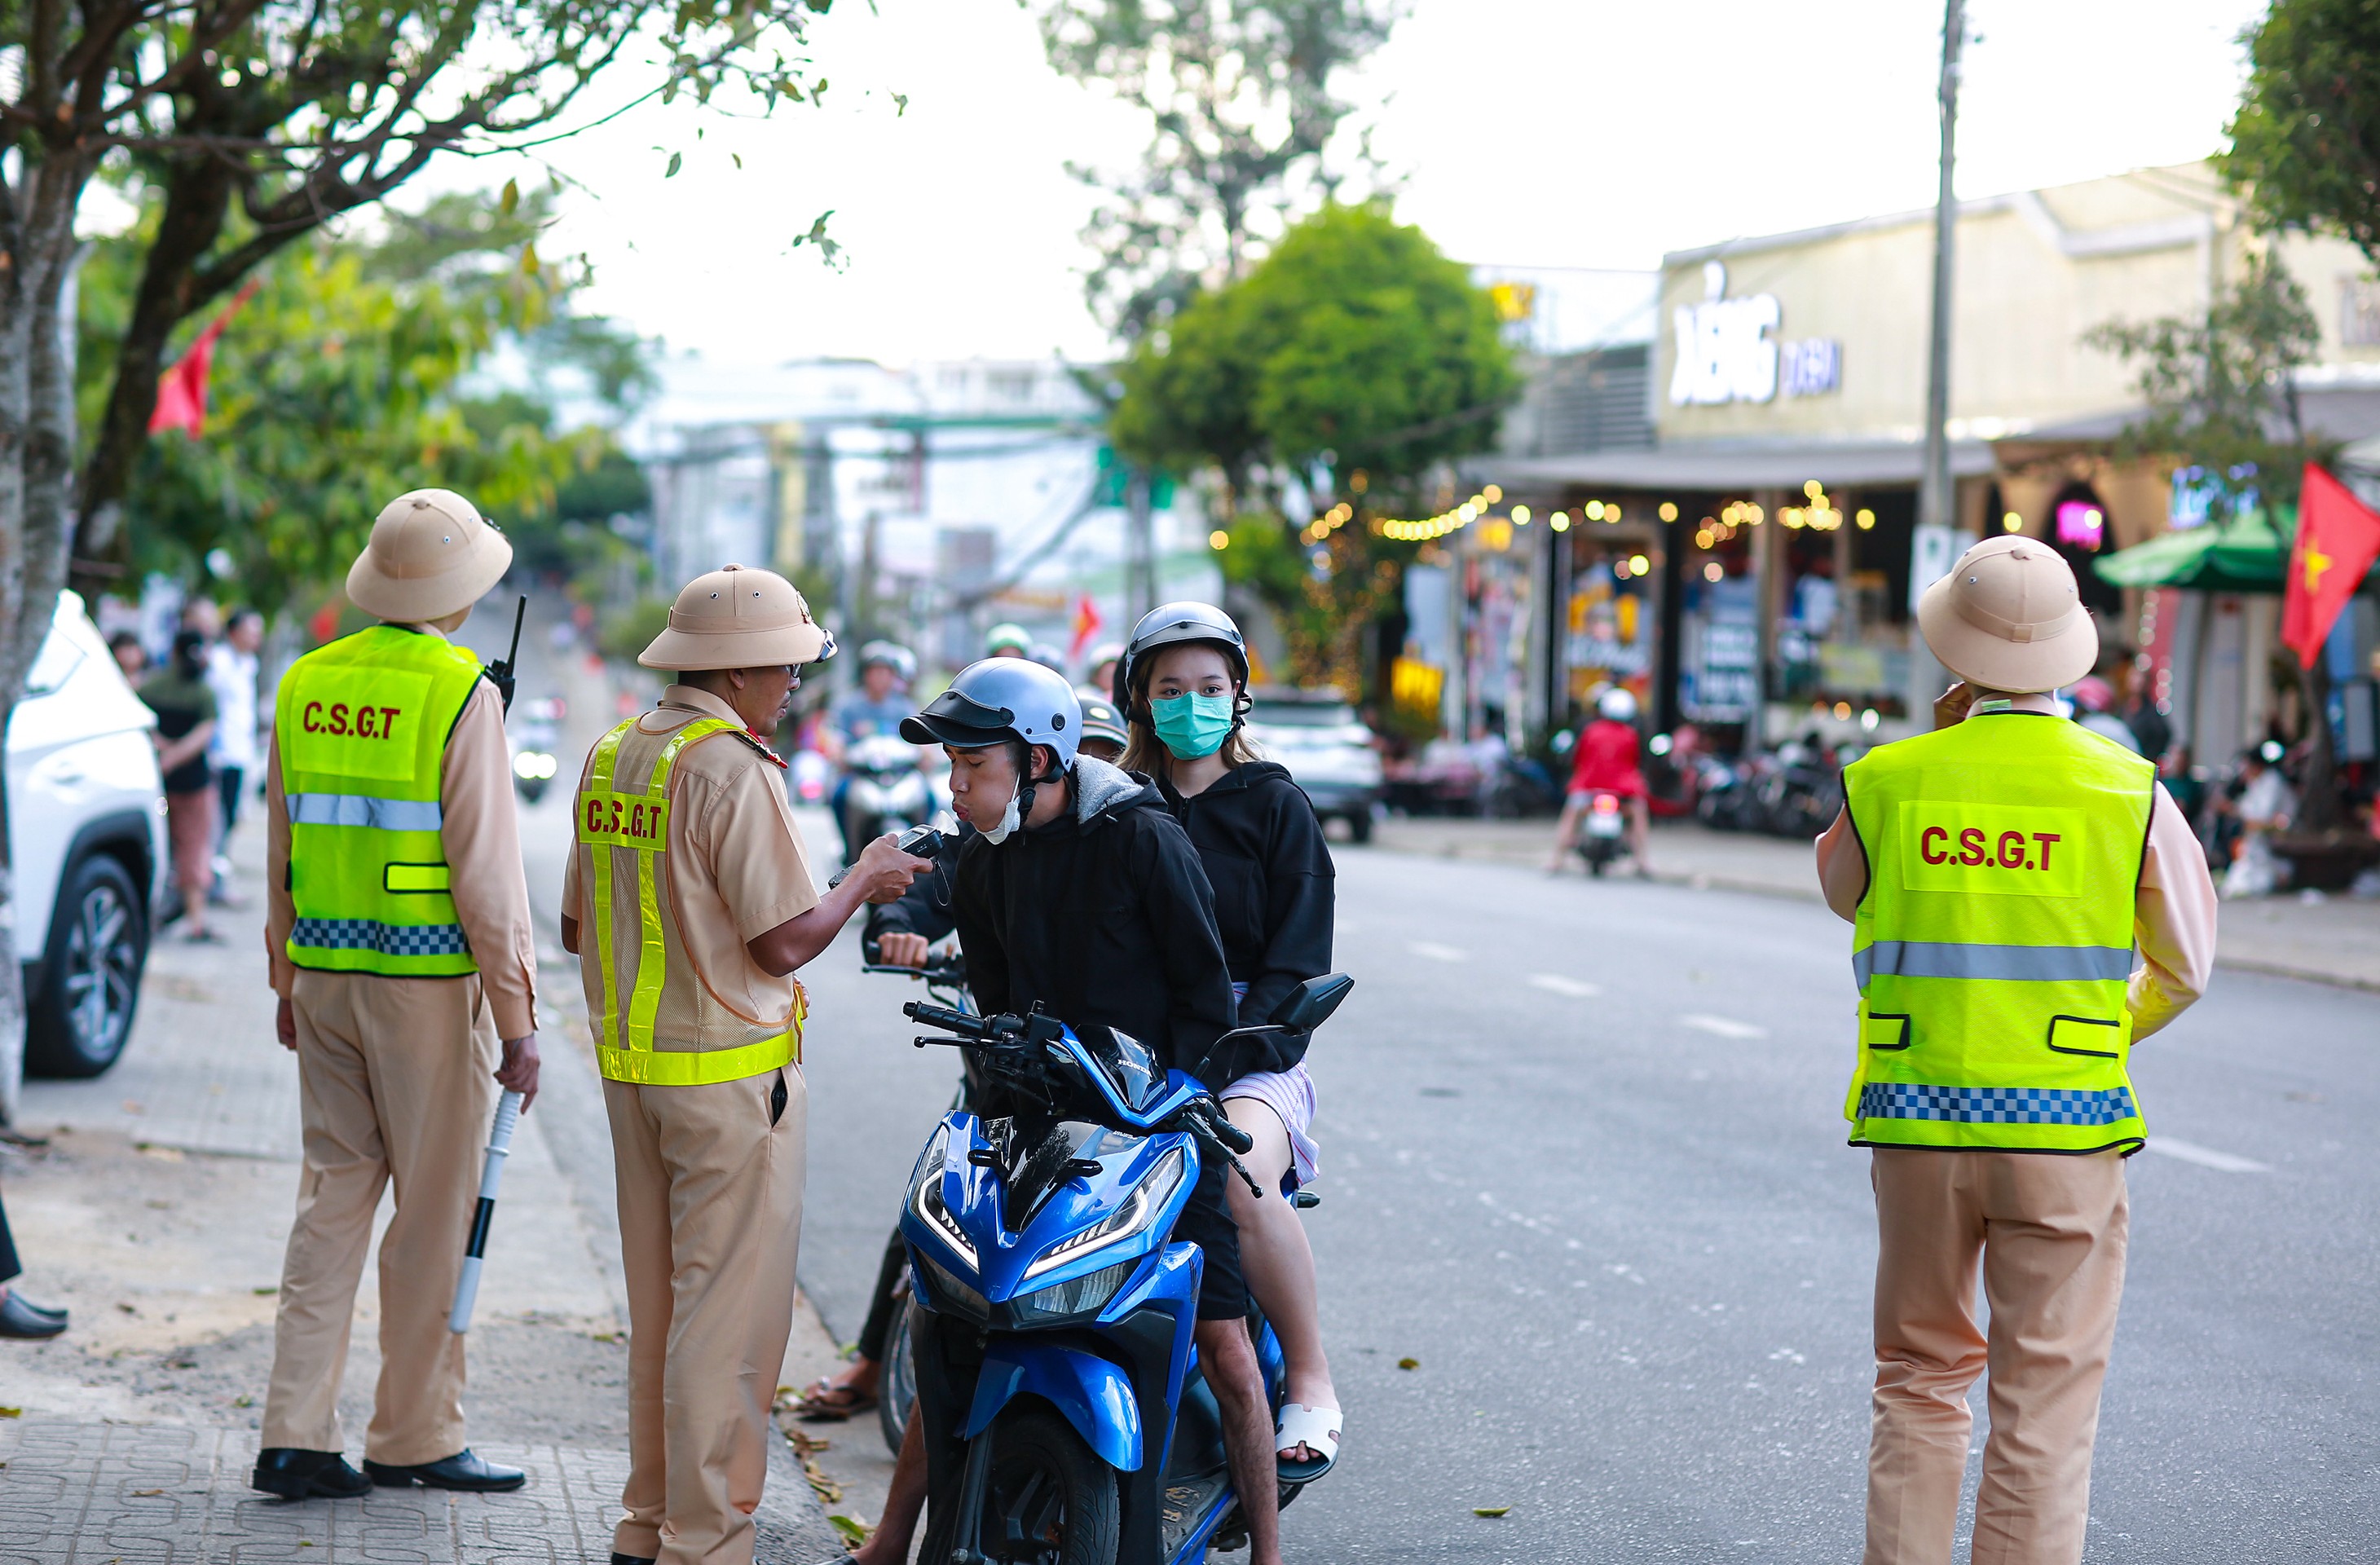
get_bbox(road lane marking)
[1406,941,1468,963]
[1529,974,1602,999]
[1680,1013,1768,1040]
[2144,1137,2271,1174]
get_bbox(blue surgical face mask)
[1151,691,1235,759]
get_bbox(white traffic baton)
[448,1089,524,1334]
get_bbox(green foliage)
[599,595,677,663]
[2082,249,2328,518]
[2222,0,2380,260]
[1118,204,1514,688]
[77,188,655,611]
[1038,0,1404,336]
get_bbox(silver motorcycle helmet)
[901,659,1083,842]
[1116,601,1250,716]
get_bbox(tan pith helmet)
[345,489,513,623]
[640,564,832,671]
[1916,534,2100,694]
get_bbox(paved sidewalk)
[1368,814,2380,991]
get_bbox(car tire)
[29,851,148,1078]
[1345,809,1374,844]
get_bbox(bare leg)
[1544,796,1585,871]
[1626,796,1653,876]
[1222,1096,1335,1463]
[1197,1316,1281,1565]
[850,1409,928,1565]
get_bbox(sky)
[461,0,2271,369]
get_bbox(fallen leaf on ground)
[0,1408,20,1418]
[1474,1506,1511,1518]
[131,1488,165,1497]
[1395,1357,1419,1370]
[831,1514,873,1544]
[253,1287,276,1296]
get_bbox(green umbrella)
[2092,505,2292,593]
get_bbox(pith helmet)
[1917,536,2099,694]
[345,489,513,623]
[640,564,833,671]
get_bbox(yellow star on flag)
[2303,543,2334,594]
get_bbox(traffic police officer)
[558,565,926,1565]
[1815,535,2216,1565]
[256,489,541,1500]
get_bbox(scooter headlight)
[908,1127,977,1268]
[1008,1257,1139,1328]
[1020,1148,1184,1281]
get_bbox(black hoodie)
[951,756,1239,1089]
[1157,760,1335,1075]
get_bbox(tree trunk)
[2298,653,2339,835]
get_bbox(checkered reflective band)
[1858,1082,2139,1126]
[290,918,470,958]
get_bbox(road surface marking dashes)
[2144,1137,2270,1174]
[1407,941,1468,963]
[1681,1013,1767,1039]
[1529,974,1602,998]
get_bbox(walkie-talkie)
[485,594,527,715]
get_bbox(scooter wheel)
[976,1405,1119,1564]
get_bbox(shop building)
[1447,161,2380,759]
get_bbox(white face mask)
[978,787,1025,845]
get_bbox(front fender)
[961,1342,1142,1472]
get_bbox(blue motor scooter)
[898,976,1351,1565]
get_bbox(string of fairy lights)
[1210,477,1881,565]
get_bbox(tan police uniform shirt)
[561,685,821,1053]
[263,628,540,1039]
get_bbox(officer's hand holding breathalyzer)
[853,833,935,904]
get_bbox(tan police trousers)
[1865,1147,2130,1565]
[606,1065,806,1565]
[262,968,500,1464]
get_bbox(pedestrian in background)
[0,1184,68,1339]
[139,628,219,942]
[109,631,148,684]
[206,607,265,903]
[254,490,541,1502]
[559,564,925,1565]
[1814,535,2216,1565]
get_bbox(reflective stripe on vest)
[1842,713,2156,1153]
[277,627,486,978]
[580,716,802,1087]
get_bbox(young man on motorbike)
[1545,686,1655,877]
[1116,602,1341,1480]
[842,657,1286,1565]
[825,641,921,862]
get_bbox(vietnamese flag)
[1069,593,1104,662]
[2284,464,2380,668]
[148,281,258,436]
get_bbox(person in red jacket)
[1545,687,1654,877]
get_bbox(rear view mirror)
[1271,973,1353,1033]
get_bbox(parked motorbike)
[899,975,1353,1565]
[844,732,934,861]
[1573,790,1628,876]
[1692,751,1770,833]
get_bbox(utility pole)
[1125,468,1156,624]
[1911,0,1967,725]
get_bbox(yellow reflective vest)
[277,625,488,976]
[576,715,802,1087]
[1842,709,2156,1153]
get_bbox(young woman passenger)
[1118,602,1342,1479]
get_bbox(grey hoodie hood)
[1072,754,1156,824]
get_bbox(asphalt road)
[794,840,2380,1564]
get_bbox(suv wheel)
[29,853,148,1078]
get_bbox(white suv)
[9,591,165,1086]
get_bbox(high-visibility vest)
[277,626,487,977]
[1842,709,2156,1153]
[577,714,802,1087]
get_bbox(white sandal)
[1276,1402,1342,1481]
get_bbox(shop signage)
[1669,262,1841,406]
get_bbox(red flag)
[1069,593,1104,661]
[148,282,258,437]
[2284,464,2380,668]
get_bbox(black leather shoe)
[252,1448,372,1499]
[363,1448,526,1492]
[611,1555,657,1565]
[0,1292,68,1339]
